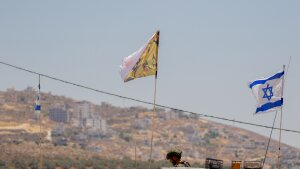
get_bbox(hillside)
[0,87,299,168]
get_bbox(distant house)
[84,117,107,134]
[51,123,65,137]
[75,101,93,118]
[75,101,93,127]
[73,133,88,142]
[133,118,151,130]
[87,146,102,152]
[49,107,70,123]
[158,110,180,120]
[100,119,107,133]
[53,137,68,146]
[0,97,5,105]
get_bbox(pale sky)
[0,1,300,148]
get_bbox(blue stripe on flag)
[249,71,284,89]
[35,105,41,111]
[255,98,283,113]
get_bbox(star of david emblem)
[262,83,273,101]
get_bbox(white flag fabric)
[119,44,148,81]
[248,70,284,114]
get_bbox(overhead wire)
[0,60,300,134]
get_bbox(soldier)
[166,149,191,167]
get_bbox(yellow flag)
[120,31,160,82]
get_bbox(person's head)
[166,149,182,166]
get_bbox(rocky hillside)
[0,87,299,168]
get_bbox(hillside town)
[0,88,299,168]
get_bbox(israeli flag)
[249,70,284,114]
[34,95,41,113]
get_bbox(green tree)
[43,159,56,169]
[0,160,6,169]
[12,157,27,169]
[28,158,38,169]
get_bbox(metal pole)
[148,76,157,169]
[135,139,137,169]
[262,110,278,168]
[148,30,160,169]
[278,65,285,169]
[134,110,138,169]
[38,74,43,169]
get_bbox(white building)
[75,101,93,127]
[75,101,93,118]
[100,119,107,134]
[85,117,107,134]
[158,110,179,120]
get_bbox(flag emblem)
[120,31,159,82]
[262,84,273,101]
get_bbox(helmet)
[166,149,182,159]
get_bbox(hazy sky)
[1,1,300,149]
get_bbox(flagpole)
[148,30,160,169]
[278,65,285,169]
[135,139,137,169]
[38,74,43,169]
[262,110,278,168]
[134,109,138,169]
[148,74,157,169]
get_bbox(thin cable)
[0,61,300,134]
